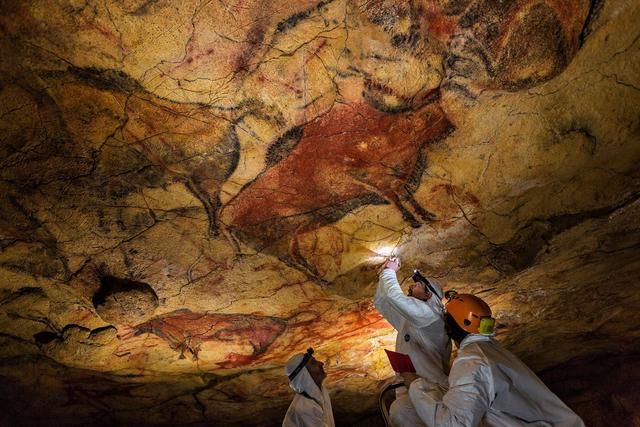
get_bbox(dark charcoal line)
[547,191,640,236]
[60,323,91,336]
[488,191,640,274]
[441,80,478,100]
[0,287,46,306]
[132,0,158,16]
[579,0,605,46]
[222,126,241,181]
[363,90,412,114]
[266,126,304,167]
[6,195,71,279]
[49,66,145,93]
[275,0,334,33]
[405,148,427,192]
[88,325,117,338]
[184,178,222,237]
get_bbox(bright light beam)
[367,242,402,262]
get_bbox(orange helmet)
[445,294,495,335]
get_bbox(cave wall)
[0,0,639,425]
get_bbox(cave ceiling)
[0,0,639,426]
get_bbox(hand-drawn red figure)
[122,309,287,364]
[220,0,592,279]
[223,99,453,277]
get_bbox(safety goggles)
[288,348,314,381]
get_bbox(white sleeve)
[374,269,405,330]
[374,269,440,328]
[409,354,492,427]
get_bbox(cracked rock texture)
[0,0,639,426]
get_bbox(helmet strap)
[445,313,468,345]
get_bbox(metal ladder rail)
[379,382,405,427]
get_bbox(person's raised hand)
[384,256,401,272]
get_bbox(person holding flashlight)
[375,256,451,427]
[406,293,584,427]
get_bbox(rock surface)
[0,0,639,425]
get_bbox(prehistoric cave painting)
[297,300,388,345]
[117,309,287,363]
[355,0,591,97]
[112,301,387,369]
[222,99,453,277]
[437,0,592,96]
[121,82,241,236]
[31,67,243,238]
[2,1,592,285]
[216,0,591,279]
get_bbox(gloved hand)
[400,371,419,387]
[384,256,401,272]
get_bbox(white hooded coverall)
[375,268,452,427]
[283,353,335,427]
[409,334,585,427]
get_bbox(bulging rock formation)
[0,0,638,425]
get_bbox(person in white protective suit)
[375,256,451,427]
[405,293,585,427]
[283,348,335,427]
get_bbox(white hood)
[285,352,335,427]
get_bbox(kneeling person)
[408,294,585,427]
[283,348,334,427]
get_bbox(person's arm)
[374,266,407,330]
[409,353,492,427]
[377,268,440,328]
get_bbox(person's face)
[408,282,432,301]
[306,356,326,388]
